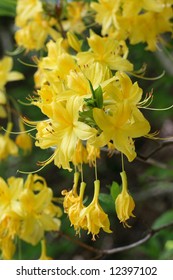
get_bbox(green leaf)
[0,0,17,17]
[95,85,103,108]
[110,181,121,200]
[99,193,114,212]
[152,210,173,230]
[88,79,96,100]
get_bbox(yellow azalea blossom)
[0,235,16,260]
[91,0,173,50]
[115,171,135,227]
[77,32,133,72]
[0,105,7,118]
[62,62,112,101]
[0,176,23,213]
[35,97,97,170]
[15,134,32,155]
[0,174,61,259]
[61,172,80,213]
[67,31,82,52]
[93,104,150,162]
[15,0,60,50]
[15,13,60,51]
[0,56,24,94]
[34,38,77,88]
[105,71,143,110]
[63,1,87,34]
[71,140,88,167]
[15,0,43,27]
[0,123,18,160]
[67,182,87,235]
[16,182,61,245]
[86,143,100,167]
[91,0,121,35]
[79,180,112,240]
[0,56,23,118]
[128,10,173,51]
[62,174,87,235]
[122,0,164,17]
[15,120,32,154]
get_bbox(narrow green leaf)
[95,85,103,108]
[88,79,96,100]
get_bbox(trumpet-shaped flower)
[79,180,112,240]
[0,123,18,160]
[93,104,150,162]
[77,32,133,71]
[35,97,97,170]
[15,0,43,27]
[91,0,121,35]
[63,1,88,33]
[115,171,135,227]
[105,71,143,107]
[0,56,24,94]
[0,174,62,258]
[15,133,32,155]
[62,174,87,235]
[61,172,80,213]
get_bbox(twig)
[102,221,173,255]
[58,221,173,258]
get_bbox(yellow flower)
[62,174,87,235]
[0,176,23,213]
[105,71,143,107]
[67,31,82,52]
[15,0,43,27]
[91,0,121,35]
[71,140,88,167]
[0,123,18,160]
[93,104,150,162]
[86,143,100,167]
[0,235,16,260]
[34,38,77,86]
[77,32,133,71]
[35,97,97,170]
[16,178,61,245]
[115,171,135,227]
[15,134,32,155]
[0,173,62,259]
[68,182,87,235]
[63,1,87,34]
[62,172,80,213]
[79,180,112,240]
[0,56,24,93]
[15,13,60,51]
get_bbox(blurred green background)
[0,0,173,260]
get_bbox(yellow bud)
[67,31,82,52]
[115,171,135,227]
[15,133,32,154]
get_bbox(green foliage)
[0,0,17,17]
[152,210,173,230]
[110,181,121,200]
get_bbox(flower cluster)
[62,172,112,240]
[0,174,62,259]
[0,0,173,258]
[91,0,173,50]
[0,56,32,159]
